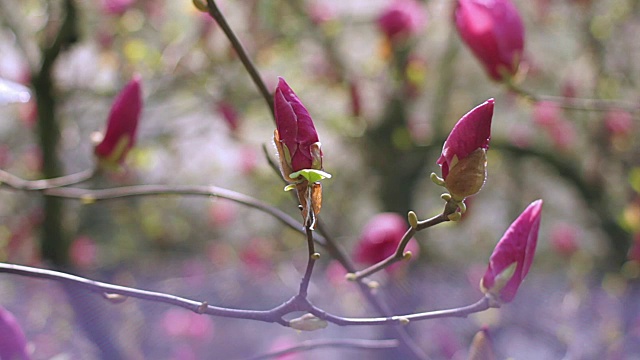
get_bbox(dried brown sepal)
[311,182,322,216]
[295,181,313,228]
[444,148,487,201]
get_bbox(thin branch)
[506,81,640,114]
[0,168,96,190]
[313,297,491,326]
[244,338,399,360]
[0,262,492,328]
[36,184,324,247]
[205,0,274,120]
[0,262,281,324]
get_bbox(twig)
[0,168,96,190]
[244,338,399,360]
[0,262,493,327]
[314,296,491,326]
[205,0,274,120]
[506,81,640,114]
[298,225,318,298]
[348,207,451,281]
[37,184,326,247]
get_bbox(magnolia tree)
[0,0,638,359]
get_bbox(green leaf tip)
[289,169,332,183]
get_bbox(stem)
[40,184,327,245]
[0,261,492,328]
[506,81,640,113]
[314,297,491,326]
[32,0,78,266]
[350,208,450,281]
[298,225,317,297]
[0,168,96,190]
[205,0,274,119]
[0,263,282,324]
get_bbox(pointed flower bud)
[454,0,525,82]
[437,99,493,201]
[94,75,143,167]
[274,77,323,178]
[481,200,543,303]
[0,306,30,360]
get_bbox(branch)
[0,262,281,324]
[348,204,452,281]
[205,0,274,120]
[0,262,492,328]
[506,81,640,113]
[38,183,327,247]
[0,168,96,190]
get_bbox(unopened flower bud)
[94,75,143,168]
[454,0,525,82]
[480,200,543,303]
[437,99,493,200]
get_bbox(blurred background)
[0,0,639,359]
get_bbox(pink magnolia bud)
[0,306,30,360]
[437,99,494,200]
[94,75,143,166]
[273,77,322,177]
[377,0,427,41]
[454,0,525,82]
[354,213,419,271]
[481,200,543,303]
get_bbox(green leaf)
[289,169,332,183]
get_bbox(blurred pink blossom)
[532,101,561,127]
[604,109,634,137]
[69,236,98,269]
[216,100,240,133]
[377,0,427,41]
[532,101,577,150]
[161,308,213,341]
[354,213,419,272]
[0,306,30,360]
[208,200,237,228]
[268,336,302,360]
[307,1,336,25]
[455,0,525,81]
[101,0,135,15]
[550,223,579,257]
[481,200,543,303]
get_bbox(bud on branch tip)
[437,99,494,201]
[481,200,543,303]
[94,75,143,167]
[454,0,525,82]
